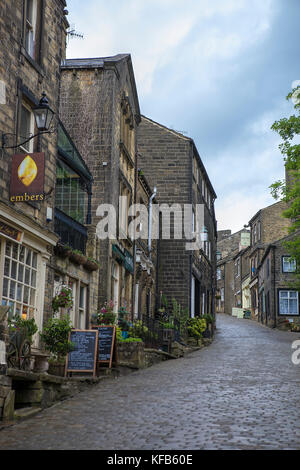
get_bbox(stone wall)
[59,56,141,311]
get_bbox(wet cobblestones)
[0,314,299,450]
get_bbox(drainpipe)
[148,186,157,259]
[272,246,277,328]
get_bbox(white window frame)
[1,239,38,321]
[282,256,296,273]
[279,290,299,316]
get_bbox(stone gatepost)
[0,306,14,422]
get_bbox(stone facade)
[248,201,291,320]
[0,0,69,343]
[134,170,157,317]
[257,231,300,328]
[59,55,141,318]
[216,229,250,314]
[137,116,217,317]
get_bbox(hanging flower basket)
[84,258,100,272]
[69,250,87,265]
[52,285,73,313]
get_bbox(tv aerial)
[67,23,84,43]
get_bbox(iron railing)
[54,208,88,253]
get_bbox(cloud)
[66,0,300,232]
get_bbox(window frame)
[282,256,296,273]
[23,0,43,65]
[0,238,38,321]
[278,289,299,316]
[19,100,35,153]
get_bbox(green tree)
[270,86,300,289]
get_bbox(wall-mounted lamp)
[1,92,55,149]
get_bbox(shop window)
[55,122,92,252]
[282,256,296,273]
[279,290,299,315]
[1,240,37,320]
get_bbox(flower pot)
[33,353,49,373]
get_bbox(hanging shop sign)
[10,153,45,203]
[124,249,134,273]
[112,243,125,263]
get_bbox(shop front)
[0,202,58,350]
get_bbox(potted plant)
[52,285,73,313]
[187,317,207,345]
[96,301,116,325]
[39,314,74,376]
[54,243,72,259]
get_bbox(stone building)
[59,55,141,318]
[256,231,299,327]
[248,201,291,320]
[216,229,250,314]
[137,115,217,317]
[0,0,69,347]
[134,169,158,318]
[232,246,251,312]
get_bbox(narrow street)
[0,314,299,450]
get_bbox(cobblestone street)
[0,314,299,450]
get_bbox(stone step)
[14,407,42,420]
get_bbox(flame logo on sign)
[17,155,38,186]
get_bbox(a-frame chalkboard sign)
[93,325,117,369]
[65,329,98,377]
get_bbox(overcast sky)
[65,0,299,233]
